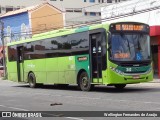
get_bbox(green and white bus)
[7,22,153,91]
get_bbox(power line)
[4,3,160,38]
[101,0,159,15]
[0,0,154,29]
[2,0,160,41]
[0,0,130,21]
[2,0,154,34]
[0,0,109,21]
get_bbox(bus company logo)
[134,67,139,71]
[2,112,11,117]
[1,112,42,118]
[27,64,35,68]
[78,56,87,61]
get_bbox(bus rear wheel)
[28,73,37,88]
[79,71,92,91]
[114,84,126,89]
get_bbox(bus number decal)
[78,56,87,61]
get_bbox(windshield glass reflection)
[110,33,151,61]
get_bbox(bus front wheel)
[114,84,126,89]
[28,73,37,88]
[79,71,92,91]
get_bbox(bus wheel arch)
[77,69,92,91]
[77,69,85,84]
[28,72,37,88]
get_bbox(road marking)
[0,104,29,111]
[66,117,84,120]
[76,96,100,100]
[0,105,5,107]
[5,106,29,111]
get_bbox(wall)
[101,0,160,26]
[0,12,30,44]
[30,4,64,35]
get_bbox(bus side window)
[8,45,17,62]
[24,43,33,60]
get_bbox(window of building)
[84,12,87,16]
[90,0,95,3]
[66,10,74,12]
[14,6,20,10]
[107,0,112,3]
[115,0,120,2]
[90,12,96,16]
[66,8,82,13]
[6,6,13,12]
[84,0,87,2]
[74,9,82,12]
[0,6,1,13]
[66,8,74,12]
[21,6,26,8]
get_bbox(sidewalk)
[150,74,160,83]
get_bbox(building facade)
[0,2,65,44]
[0,0,129,26]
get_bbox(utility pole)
[0,20,6,77]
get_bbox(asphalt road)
[0,79,160,120]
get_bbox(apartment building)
[0,0,129,25]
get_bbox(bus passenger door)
[90,33,103,83]
[17,46,24,82]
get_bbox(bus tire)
[114,84,126,89]
[79,71,92,91]
[28,73,37,88]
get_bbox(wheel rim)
[29,76,34,86]
[82,76,88,88]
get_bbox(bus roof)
[7,23,109,46]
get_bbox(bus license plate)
[133,75,140,79]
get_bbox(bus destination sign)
[115,24,144,31]
[110,23,149,33]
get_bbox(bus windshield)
[110,33,151,61]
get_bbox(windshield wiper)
[121,34,131,54]
[126,37,131,54]
[137,38,142,51]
